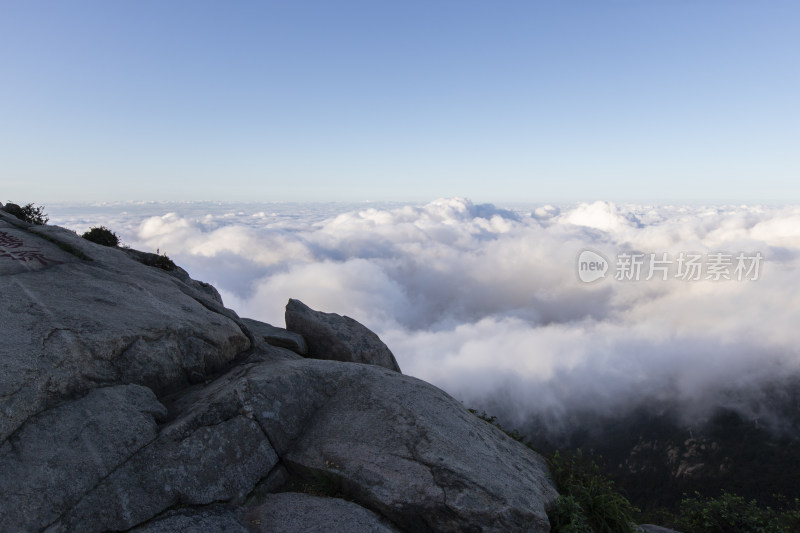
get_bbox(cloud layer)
[51,199,800,431]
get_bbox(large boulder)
[285,298,402,372]
[152,356,557,533]
[275,361,557,532]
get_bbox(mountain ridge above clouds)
[45,197,800,417]
[41,197,800,522]
[45,197,800,422]
[0,205,556,532]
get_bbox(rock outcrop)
[241,317,308,355]
[0,209,557,532]
[0,212,250,445]
[285,298,402,372]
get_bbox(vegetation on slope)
[471,406,800,533]
[1,202,49,225]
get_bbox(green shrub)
[143,250,176,271]
[549,494,593,533]
[677,491,800,533]
[679,491,764,532]
[148,250,176,271]
[548,450,639,533]
[123,248,177,271]
[2,202,48,225]
[82,226,119,247]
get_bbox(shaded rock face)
[285,298,402,372]
[130,494,399,533]
[0,213,557,532]
[131,507,249,533]
[243,493,401,533]
[242,317,308,355]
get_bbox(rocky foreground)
[0,208,557,532]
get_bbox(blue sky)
[2,1,798,204]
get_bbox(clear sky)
[2,1,798,204]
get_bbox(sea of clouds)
[50,198,800,433]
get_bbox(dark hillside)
[521,376,800,515]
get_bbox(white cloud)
[49,198,800,431]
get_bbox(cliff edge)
[0,209,557,532]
